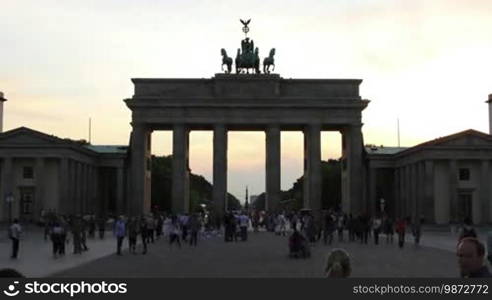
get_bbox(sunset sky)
[2,0,492,201]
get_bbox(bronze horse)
[263,48,275,74]
[221,48,233,74]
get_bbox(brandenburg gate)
[125,74,368,216]
[125,20,368,217]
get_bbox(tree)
[151,155,241,212]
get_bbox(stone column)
[130,124,151,216]
[87,165,93,214]
[172,124,190,214]
[59,157,69,214]
[394,168,400,218]
[480,160,490,224]
[416,162,424,221]
[368,166,377,216]
[82,163,88,214]
[448,160,458,221]
[35,158,45,220]
[116,166,124,215]
[213,124,228,215]
[404,165,411,218]
[266,125,281,212]
[76,161,83,214]
[342,124,364,215]
[1,157,13,221]
[423,160,435,223]
[303,124,321,211]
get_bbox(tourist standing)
[114,216,126,255]
[487,231,492,266]
[337,213,345,242]
[240,212,250,241]
[9,219,22,259]
[457,237,491,278]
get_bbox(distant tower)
[0,91,7,133]
[487,94,492,135]
[244,186,249,210]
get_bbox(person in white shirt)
[9,219,22,259]
[239,212,250,241]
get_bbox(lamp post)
[6,193,14,224]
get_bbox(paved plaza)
[3,225,490,278]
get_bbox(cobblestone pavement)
[54,231,460,278]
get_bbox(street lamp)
[5,193,14,224]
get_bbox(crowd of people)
[4,209,492,278]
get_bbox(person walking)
[383,216,394,244]
[139,216,148,254]
[323,211,336,245]
[372,215,382,245]
[396,217,407,249]
[188,214,200,247]
[50,221,65,258]
[71,216,83,255]
[169,215,182,248]
[97,216,106,239]
[114,216,126,256]
[127,217,139,254]
[9,219,22,259]
[411,218,422,247]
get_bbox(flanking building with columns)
[0,127,128,223]
[366,129,492,225]
[2,80,490,224]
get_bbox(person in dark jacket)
[457,237,491,278]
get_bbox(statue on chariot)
[221,19,275,75]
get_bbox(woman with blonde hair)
[325,248,351,278]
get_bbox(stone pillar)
[480,160,490,224]
[449,160,458,222]
[130,124,151,216]
[404,165,411,218]
[59,157,69,214]
[35,158,45,220]
[368,166,377,216]
[76,161,83,214]
[116,166,124,215]
[394,168,400,218]
[266,125,281,212]
[172,124,190,214]
[416,162,424,221]
[213,124,228,215]
[423,160,435,223]
[82,163,88,214]
[342,124,364,215]
[1,157,13,221]
[303,124,321,211]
